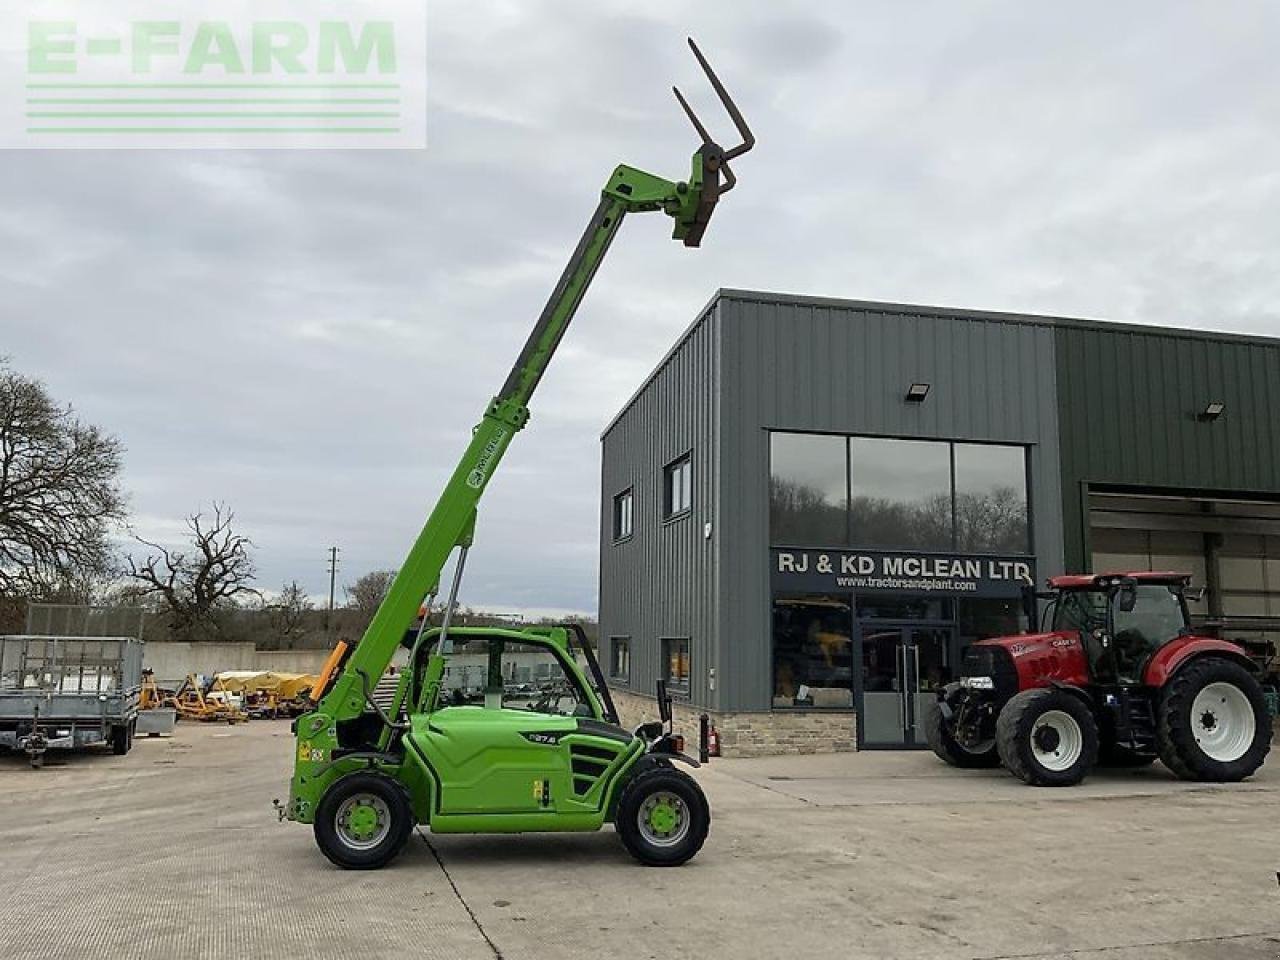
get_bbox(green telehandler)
[278,39,754,869]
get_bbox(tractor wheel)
[1156,657,1271,782]
[313,772,414,870]
[924,700,999,768]
[996,688,1098,786]
[616,766,710,866]
[111,724,130,756]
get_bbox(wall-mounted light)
[1198,401,1225,421]
[904,382,931,403]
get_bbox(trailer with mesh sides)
[0,605,145,766]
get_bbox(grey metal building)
[599,290,1280,754]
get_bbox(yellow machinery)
[213,671,317,718]
[168,673,247,724]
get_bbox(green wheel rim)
[335,793,392,850]
[637,790,691,848]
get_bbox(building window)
[768,431,1032,556]
[954,443,1029,553]
[610,636,631,682]
[612,488,633,541]
[663,454,692,519]
[849,436,951,551]
[771,596,853,708]
[770,432,849,546]
[660,637,690,692]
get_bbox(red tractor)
[926,572,1272,786]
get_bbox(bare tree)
[0,361,126,600]
[266,580,314,649]
[127,503,258,641]
[344,569,397,631]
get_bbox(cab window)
[1112,585,1187,662]
[435,636,586,717]
[500,641,587,716]
[1052,591,1108,633]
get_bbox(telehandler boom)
[282,39,754,869]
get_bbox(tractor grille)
[569,742,621,796]
[960,644,1019,701]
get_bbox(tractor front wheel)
[313,772,414,870]
[924,699,999,768]
[1157,657,1271,782]
[616,765,710,866]
[996,688,1098,786]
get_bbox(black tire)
[616,766,710,866]
[313,772,415,870]
[111,724,130,755]
[996,688,1099,786]
[1156,657,1271,782]
[1098,743,1157,768]
[924,699,1000,768]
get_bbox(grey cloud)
[4,2,1279,614]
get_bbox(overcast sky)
[4,2,1279,616]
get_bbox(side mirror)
[656,679,672,726]
[1118,585,1137,613]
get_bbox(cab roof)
[1049,571,1191,590]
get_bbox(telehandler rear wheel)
[996,688,1098,787]
[1157,657,1270,782]
[616,765,709,866]
[314,772,414,870]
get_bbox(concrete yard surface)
[1,723,1277,960]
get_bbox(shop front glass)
[771,596,853,708]
[769,431,1035,746]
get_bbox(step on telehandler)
[278,39,754,869]
[926,572,1272,786]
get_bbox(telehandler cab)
[926,572,1272,786]
[278,39,754,869]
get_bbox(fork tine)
[686,37,755,161]
[672,85,714,146]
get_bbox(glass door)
[858,625,910,746]
[857,623,955,748]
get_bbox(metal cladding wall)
[1054,323,1280,570]
[715,291,1066,713]
[599,301,721,708]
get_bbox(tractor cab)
[1045,572,1194,684]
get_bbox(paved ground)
[1,722,1278,960]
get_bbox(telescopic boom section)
[310,39,753,726]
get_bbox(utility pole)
[325,546,340,634]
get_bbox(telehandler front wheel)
[314,772,414,870]
[616,765,709,866]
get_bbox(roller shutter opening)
[1089,491,1280,679]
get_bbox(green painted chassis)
[287,626,648,834]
